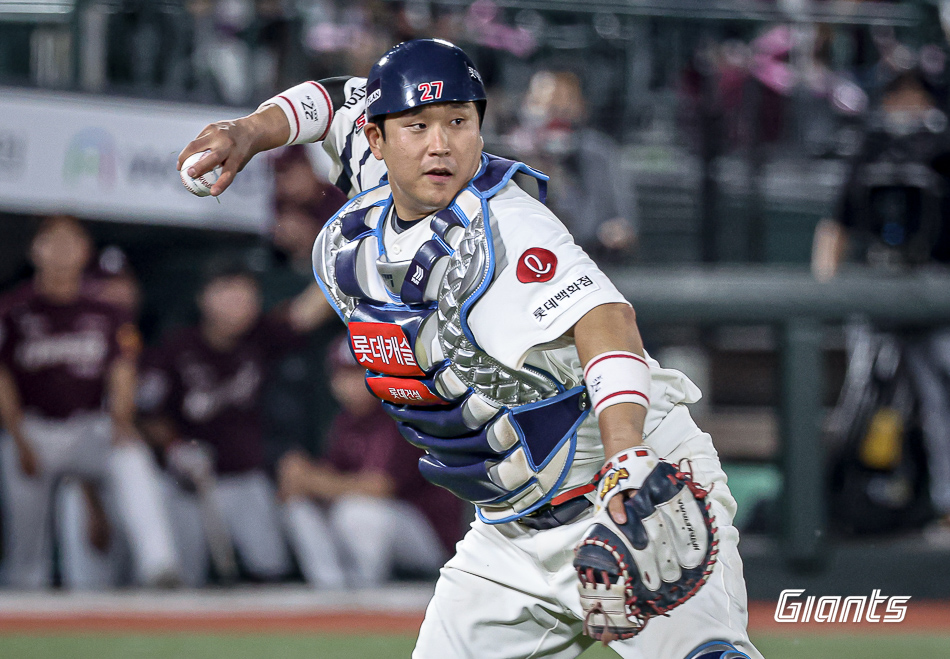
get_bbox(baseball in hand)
[179,151,220,197]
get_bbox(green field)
[0,633,947,658]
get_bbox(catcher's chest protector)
[313,154,590,523]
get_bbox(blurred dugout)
[0,216,179,589]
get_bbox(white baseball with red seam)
[179,151,220,197]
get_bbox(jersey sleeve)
[261,76,385,197]
[320,77,387,196]
[466,185,630,370]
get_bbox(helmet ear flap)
[475,99,487,125]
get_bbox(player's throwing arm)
[177,106,289,197]
[178,80,342,197]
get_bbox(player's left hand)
[573,445,719,643]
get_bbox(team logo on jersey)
[365,376,446,406]
[516,248,557,283]
[355,113,366,130]
[348,321,425,377]
[301,95,318,122]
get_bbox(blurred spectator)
[271,145,349,244]
[506,70,639,262]
[0,216,179,589]
[107,1,191,94]
[813,71,950,278]
[88,245,144,317]
[65,245,150,588]
[137,261,332,586]
[262,145,347,464]
[278,337,463,588]
[813,70,950,534]
[178,0,295,105]
[192,0,257,105]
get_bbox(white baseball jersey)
[303,78,702,495]
[321,77,388,198]
[272,75,759,659]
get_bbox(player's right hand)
[177,105,289,196]
[177,120,256,197]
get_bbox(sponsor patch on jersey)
[531,275,600,328]
[349,322,425,377]
[516,248,557,283]
[355,113,366,130]
[365,376,446,406]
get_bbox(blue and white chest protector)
[313,155,591,523]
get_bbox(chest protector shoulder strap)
[312,154,589,524]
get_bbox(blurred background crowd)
[1,0,950,593]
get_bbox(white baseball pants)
[0,412,178,589]
[285,494,447,588]
[162,469,293,586]
[412,404,763,659]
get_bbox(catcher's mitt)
[573,446,718,643]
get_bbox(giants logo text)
[774,589,910,623]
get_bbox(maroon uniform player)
[277,336,463,588]
[137,263,332,586]
[0,216,178,589]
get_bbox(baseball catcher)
[178,39,760,659]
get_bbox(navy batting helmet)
[366,39,486,123]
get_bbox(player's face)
[367,102,483,221]
[330,368,379,416]
[272,206,319,258]
[199,276,262,339]
[31,221,92,280]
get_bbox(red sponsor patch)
[349,322,425,377]
[516,248,557,283]
[365,377,447,406]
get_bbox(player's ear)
[365,122,385,161]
